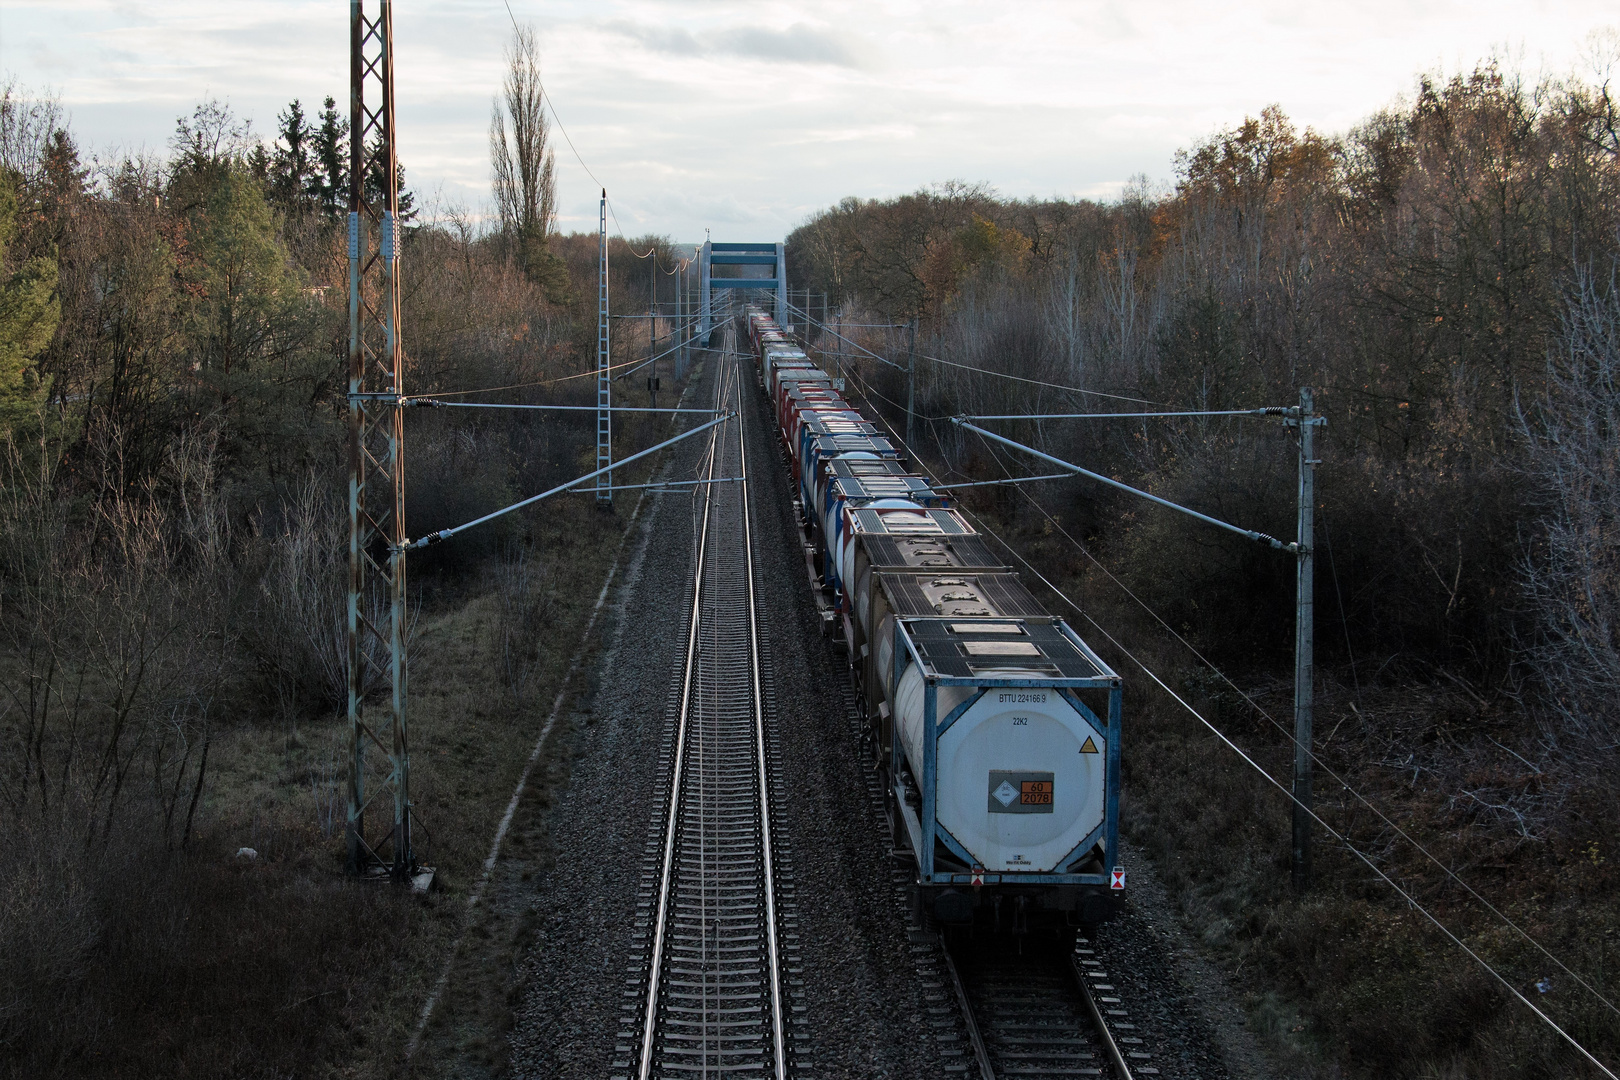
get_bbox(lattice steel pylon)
[595,189,613,505]
[346,0,413,878]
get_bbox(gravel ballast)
[498,347,1281,1080]
[506,354,951,1078]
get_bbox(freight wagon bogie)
[911,877,1120,936]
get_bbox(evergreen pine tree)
[271,99,315,216]
[247,142,271,183]
[39,130,90,249]
[310,96,348,216]
[363,129,417,222]
[0,171,59,431]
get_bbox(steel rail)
[938,939,995,1080]
[1071,953,1135,1080]
[637,362,728,1080]
[941,933,1136,1080]
[634,340,787,1080]
[738,347,789,1080]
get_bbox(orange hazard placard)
[988,770,1054,814]
[1020,780,1053,806]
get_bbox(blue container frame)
[888,617,1123,887]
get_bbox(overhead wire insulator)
[380,211,399,262]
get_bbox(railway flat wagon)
[830,503,975,604]
[777,383,842,437]
[820,473,949,552]
[762,350,819,398]
[741,303,1124,935]
[853,566,1039,714]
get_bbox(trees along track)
[616,341,804,1080]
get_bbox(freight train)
[743,306,1125,935]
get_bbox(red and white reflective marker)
[1110,868,1126,890]
[970,872,984,887]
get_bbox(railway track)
[615,343,802,1080]
[942,932,1155,1079]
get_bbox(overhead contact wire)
[986,448,1620,1024]
[834,356,1615,1072]
[782,297,1163,405]
[965,416,1620,1023]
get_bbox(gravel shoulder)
[1093,837,1283,1079]
[501,362,719,1079]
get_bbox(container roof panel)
[901,618,1113,682]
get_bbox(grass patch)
[1114,623,1620,1078]
[933,481,1620,1079]
[0,427,672,1079]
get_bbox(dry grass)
[0,461,657,1079]
[0,822,425,1079]
[931,478,1620,1078]
[1096,595,1620,1079]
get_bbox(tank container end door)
[937,688,1105,872]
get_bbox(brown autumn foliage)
[793,66,1620,684]
[0,82,687,1076]
[790,64,1620,1078]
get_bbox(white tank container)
[891,661,1106,873]
[816,454,881,541]
[836,504,939,605]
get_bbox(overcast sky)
[3,2,1615,242]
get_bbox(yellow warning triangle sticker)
[1079,736,1099,754]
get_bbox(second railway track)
[616,341,802,1080]
[614,322,1158,1080]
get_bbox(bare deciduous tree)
[0,79,64,191]
[1521,270,1620,740]
[0,426,233,850]
[490,23,557,276]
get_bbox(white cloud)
[604,18,879,69]
[0,1,1615,240]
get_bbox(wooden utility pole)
[835,310,843,384]
[957,389,1324,893]
[905,318,918,449]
